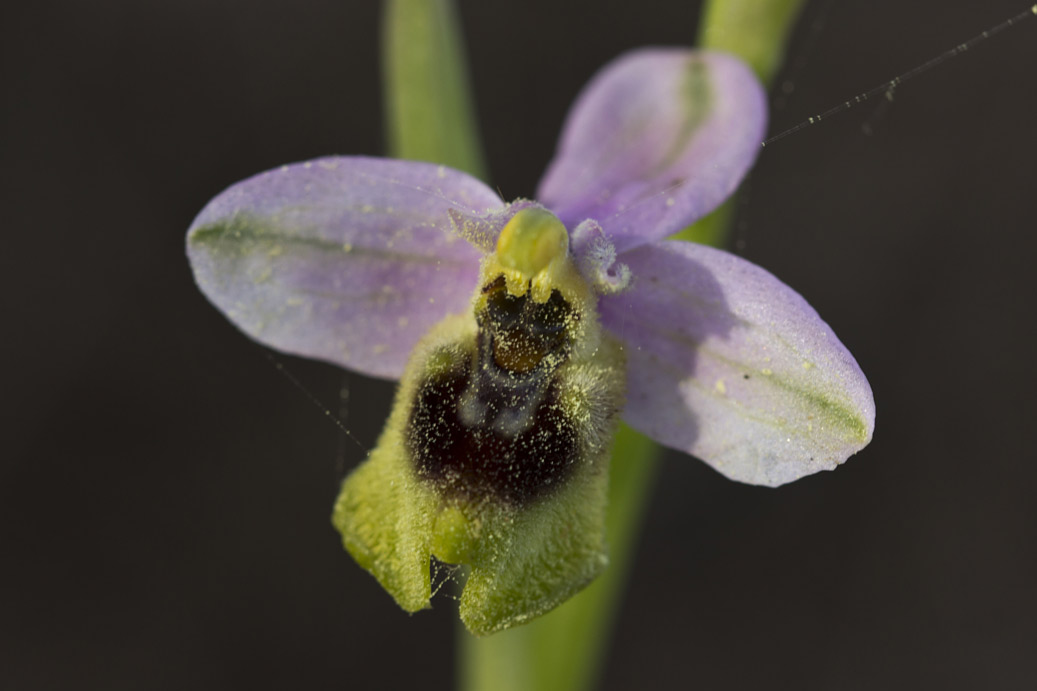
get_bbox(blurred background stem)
[381,1,806,689]
[673,0,806,247]
[383,0,486,179]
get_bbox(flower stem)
[672,0,807,247]
[382,0,487,180]
[698,0,809,86]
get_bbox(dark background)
[4,1,1036,689]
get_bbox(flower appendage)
[186,49,874,635]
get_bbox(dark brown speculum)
[407,277,580,506]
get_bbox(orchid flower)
[187,48,874,635]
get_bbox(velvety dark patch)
[407,355,580,506]
[407,280,581,505]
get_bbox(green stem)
[383,0,487,179]
[671,0,807,246]
[698,0,808,86]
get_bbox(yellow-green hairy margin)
[332,312,626,636]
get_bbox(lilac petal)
[187,156,503,379]
[600,241,874,487]
[537,49,766,255]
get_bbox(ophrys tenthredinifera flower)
[187,49,874,635]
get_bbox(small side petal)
[599,241,874,487]
[537,49,766,255]
[187,156,502,379]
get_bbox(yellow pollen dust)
[492,208,572,303]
